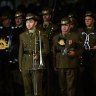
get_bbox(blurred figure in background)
[38,7,59,96]
[8,10,26,96]
[80,11,96,96]
[68,13,78,32]
[0,10,14,96]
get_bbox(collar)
[28,28,36,34]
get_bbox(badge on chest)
[0,38,9,49]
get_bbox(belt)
[24,50,33,55]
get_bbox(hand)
[93,46,96,49]
[19,69,22,72]
[33,53,39,60]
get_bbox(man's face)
[15,16,23,26]
[85,16,94,27]
[2,18,11,27]
[61,24,70,34]
[26,19,37,30]
[42,14,51,22]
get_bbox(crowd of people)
[0,4,96,96]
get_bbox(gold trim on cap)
[26,16,34,20]
[42,10,49,14]
[15,11,23,17]
[61,21,68,24]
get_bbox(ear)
[35,21,37,26]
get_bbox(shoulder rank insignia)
[0,39,9,49]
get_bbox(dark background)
[0,0,96,26]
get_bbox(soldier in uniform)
[0,11,14,96]
[38,7,59,96]
[19,13,49,96]
[10,11,25,62]
[52,17,83,96]
[39,7,58,42]
[68,13,78,32]
[8,10,26,96]
[14,10,25,30]
[80,11,96,96]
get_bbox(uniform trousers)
[57,68,78,96]
[21,69,44,96]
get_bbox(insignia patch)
[58,39,65,46]
[0,39,9,49]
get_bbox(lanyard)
[82,32,95,49]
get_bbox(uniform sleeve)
[74,34,83,57]
[52,37,56,68]
[19,35,23,70]
[42,33,49,57]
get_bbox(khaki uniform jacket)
[19,29,49,70]
[52,32,83,68]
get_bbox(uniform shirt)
[39,22,59,40]
[19,29,49,70]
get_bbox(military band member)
[68,13,78,32]
[80,11,96,96]
[52,17,82,96]
[8,10,26,96]
[15,10,25,29]
[38,7,59,96]
[19,13,49,96]
[10,10,25,63]
[0,12,14,96]
[39,7,59,47]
